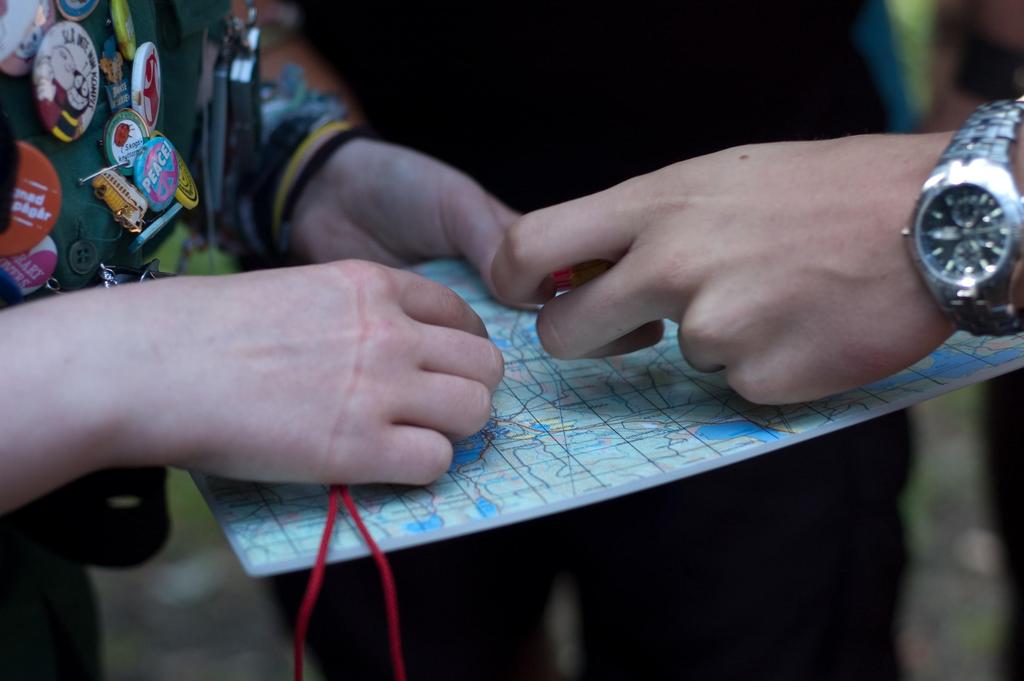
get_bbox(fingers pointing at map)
[493,135,957,403]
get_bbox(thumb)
[442,182,523,303]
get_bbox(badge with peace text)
[32,21,99,142]
[151,130,198,210]
[133,137,179,212]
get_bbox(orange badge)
[0,141,61,256]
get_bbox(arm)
[491,132,983,404]
[253,2,517,292]
[0,261,502,513]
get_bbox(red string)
[341,485,408,681]
[293,484,408,681]
[293,484,339,681]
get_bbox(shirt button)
[67,240,99,276]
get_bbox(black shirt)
[299,0,884,209]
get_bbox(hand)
[492,134,956,404]
[290,138,518,298]
[139,261,504,483]
[0,260,503,511]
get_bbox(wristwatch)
[905,99,1024,335]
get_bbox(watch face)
[918,184,1012,286]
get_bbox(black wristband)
[957,33,1024,101]
[279,125,379,234]
[241,112,326,261]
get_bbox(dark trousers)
[989,372,1024,681]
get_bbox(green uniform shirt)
[0,1,227,678]
[1,0,226,290]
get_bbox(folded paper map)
[194,260,1024,576]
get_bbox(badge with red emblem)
[131,41,160,130]
[103,108,149,175]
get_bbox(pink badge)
[0,235,57,295]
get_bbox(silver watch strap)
[940,99,1024,335]
[940,100,1024,166]
[949,302,1022,336]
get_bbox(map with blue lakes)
[194,259,1024,576]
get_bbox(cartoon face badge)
[0,0,56,77]
[131,41,160,131]
[32,21,99,143]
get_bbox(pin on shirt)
[0,235,58,295]
[150,130,199,210]
[77,158,132,185]
[109,0,135,60]
[128,137,181,253]
[103,108,150,175]
[0,0,56,77]
[56,0,98,22]
[32,20,100,142]
[99,35,130,111]
[91,169,147,233]
[0,142,61,257]
[131,41,161,131]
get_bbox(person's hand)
[1,260,503,511]
[290,138,518,298]
[491,134,957,404]
[137,261,503,483]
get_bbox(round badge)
[133,138,179,212]
[56,0,98,21]
[32,21,100,142]
[0,0,56,77]
[109,0,135,60]
[131,41,161,131]
[151,130,198,210]
[0,235,57,295]
[104,109,149,175]
[0,267,23,308]
[0,142,61,257]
